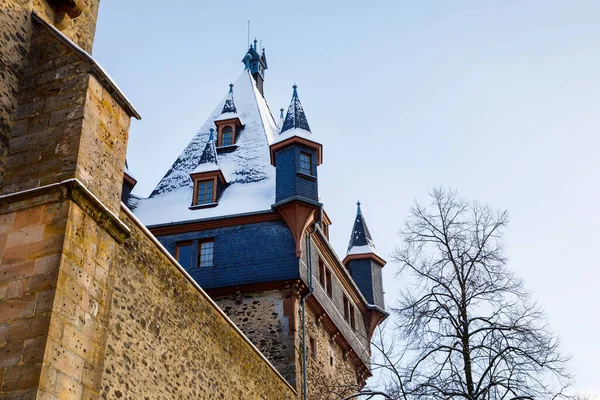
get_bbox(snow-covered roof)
[133,70,278,226]
[347,202,381,258]
[273,85,320,146]
[190,130,221,175]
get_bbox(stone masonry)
[1,1,299,399]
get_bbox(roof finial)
[280,108,284,119]
[229,83,234,93]
[209,128,215,141]
[253,38,257,50]
[357,200,362,216]
[292,84,298,97]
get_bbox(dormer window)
[194,178,215,205]
[300,152,312,175]
[221,126,233,147]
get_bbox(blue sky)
[94,0,600,395]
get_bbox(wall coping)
[0,178,131,243]
[120,203,299,395]
[31,12,142,120]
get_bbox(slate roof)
[280,85,311,134]
[132,69,278,226]
[220,84,237,114]
[347,201,380,256]
[191,129,221,175]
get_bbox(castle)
[0,1,387,399]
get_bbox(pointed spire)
[277,108,285,132]
[347,201,377,255]
[192,128,221,174]
[280,84,311,134]
[220,84,237,114]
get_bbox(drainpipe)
[300,226,315,400]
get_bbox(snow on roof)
[134,70,279,226]
[214,112,241,123]
[347,202,382,258]
[272,126,320,145]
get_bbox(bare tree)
[384,188,570,400]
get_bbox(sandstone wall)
[99,209,297,399]
[0,0,100,188]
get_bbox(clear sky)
[93,0,600,396]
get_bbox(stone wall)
[99,209,297,399]
[301,305,361,400]
[0,0,100,188]
[215,290,298,388]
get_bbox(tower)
[270,85,323,256]
[343,201,386,309]
[242,39,268,96]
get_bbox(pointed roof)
[280,85,311,134]
[347,201,379,257]
[133,70,278,226]
[191,128,221,175]
[221,84,237,114]
[276,108,285,132]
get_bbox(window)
[198,240,214,267]
[350,306,356,331]
[325,268,332,298]
[343,295,350,322]
[176,241,193,269]
[196,180,214,205]
[309,336,317,360]
[221,126,233,147]
[299,152,312,175]
[318,258,325,287]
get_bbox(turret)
[270,85,323,256]
[242,39,268,96]
[342,201,386,309]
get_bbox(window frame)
[198,239,215,268]
[318,258,325,287]
[299,151,312,175]
[350,305,356,331]
[218,124,235,147]
[193,177,216,206]
[343,294,350,322]
[175,241,194,269]
[325,268,332,298]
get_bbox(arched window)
[221,126,233,147]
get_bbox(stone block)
[0,261,36,283]
[34,289,55,314]
[45,340,84,380]
[0,295,36,323]
[6,225,45,248]
[27,236,64,259]
[8,314,51,342]
[2,364,42,391]
[61,324,96,364]
[13,208,43,230]
[2,244,30,265]
[0,322,8,344]
[0,213,16,234]
[34,254,62,275]
[22,336,46,364]
[0,341,23,368]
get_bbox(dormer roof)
[191,129,222,176]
